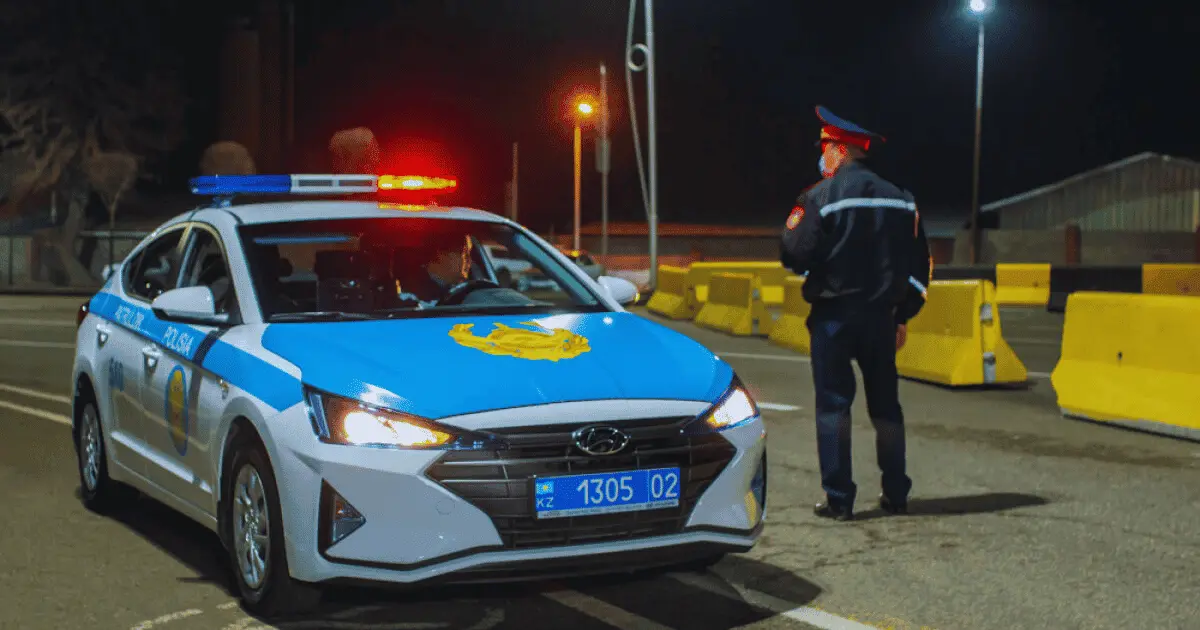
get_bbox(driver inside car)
[394,231,476,307]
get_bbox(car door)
[139,224,240,513]
[100,227,189,479]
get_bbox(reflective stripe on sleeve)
[818,197,918,217]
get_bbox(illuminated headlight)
[689,376,760,433]
[306,389,495,449]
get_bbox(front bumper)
[271,405,766,586]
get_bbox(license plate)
[532,467,682,519]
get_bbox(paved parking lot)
[0,296,1197,630]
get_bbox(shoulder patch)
[786,205,805,230]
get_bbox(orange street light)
[572,95,598,250]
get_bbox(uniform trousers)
[806,301,913,509]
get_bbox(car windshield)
[239,217,606,321]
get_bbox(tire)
[75,396,129,513]
[223,436,321,617]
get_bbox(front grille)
[425,416,737,550]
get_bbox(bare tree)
[0,92,79,218]
[84,150,139,230]
[200,141,257,176]
[329,127,381,174]
[0,0,187,207]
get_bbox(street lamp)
[573,97,597,252]
[967,0,990,264]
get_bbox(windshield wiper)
[269,311,376,322]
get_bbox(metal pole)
[969,19,985,264]
[511,142,519,222]
[284,0,295,164]
[573,124,582,251]
[600,63,610,260]
[645,0,659,289]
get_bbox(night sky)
[27,0,1200,231]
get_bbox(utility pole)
[968,10,987,264]
[599,63,611,259]
[645,0,659,289]
[511,142,519,222]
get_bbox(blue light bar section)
[190,175,294,195]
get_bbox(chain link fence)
[1,230,147,294]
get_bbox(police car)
[71,174,767,616]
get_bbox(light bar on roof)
[189,174,380,196]
[377,175,457,191]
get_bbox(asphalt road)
[1,296,1198,630]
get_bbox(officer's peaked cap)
[815,105,886,152]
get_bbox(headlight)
[306,389,496,449]
[689,376,760,433]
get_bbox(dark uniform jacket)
[780,161,932,324]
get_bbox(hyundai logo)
[572,426,631,456]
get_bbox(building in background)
[956,152,1200,265]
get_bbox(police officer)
[780,106,932,521]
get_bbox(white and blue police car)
[70,173,767,616]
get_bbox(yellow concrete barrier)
[897,280,1027,386]
[645,265,694,319]
[1051,292,1200,440]
[693,272,771,336]
[1142,263,1200,296]
[995,263,1050,306]
[686,262,790,310]
[767,276,811,354]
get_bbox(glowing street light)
[572,96,597,251]
[967,0,991,263]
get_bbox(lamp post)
[599,63,610,259]
[573,99,596,252]
[968,0,989,264]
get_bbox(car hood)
[260,311,732,419]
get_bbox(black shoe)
[813,501,854,521]
[878,494,908,515]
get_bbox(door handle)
[96,325,110,346]
[142,347,161,371]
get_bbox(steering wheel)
[439,278,501,306]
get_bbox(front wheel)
[223,438,321,617]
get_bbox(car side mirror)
[101,263,118,281]
[151,286,230,326]
[597,275,639,306]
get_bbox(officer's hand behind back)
[896,324,907,351]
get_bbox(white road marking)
[129,609,205,629]
[220,618,260,630]
[0,339,74,349]
[0,317,77,327]
[670,572,877,630]
[0,398,72,425]
[0,383,70,404]
[718,351,1055,381]
[758,402,802,412]
[544,589,673,630]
